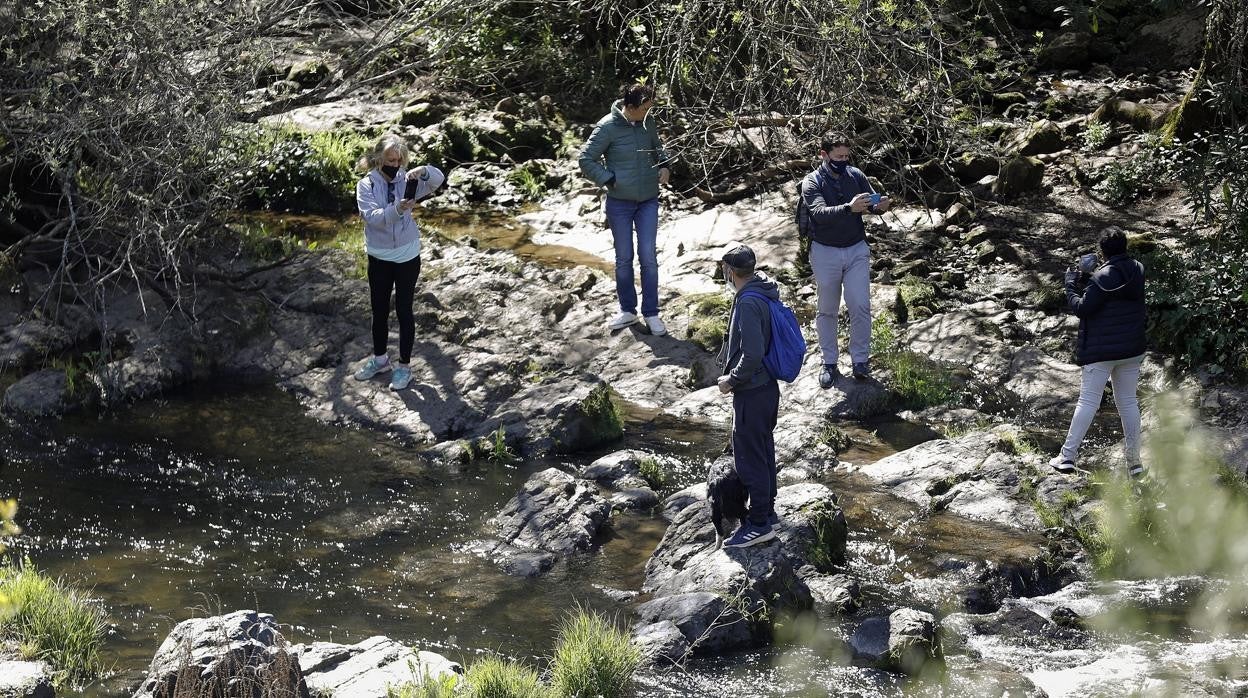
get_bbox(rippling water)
[4,383,1245,696]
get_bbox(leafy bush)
[464,655,547,698]
[0,562,108,688]
[1080,121,1112,151]
[1144,129,1248,376]
[548,609,639,698]
[237,127,372,213]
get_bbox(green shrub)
[0,562,108,687]
[549,609,639,698]
[464,655,547,698]
[1093,135,1170,204]
[237,127,372,213]
[1144,129,1248,377]
[1080,121,1111,151]
[895,275,938,322]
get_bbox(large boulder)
[1036,32,1090,69]
[291,636,462,697]
[848,608,944,676]
[1004,345,1080,419]
[992,156,1045,199]
[1008,119,1066,156]
[473,468,612,576]
[904,302,1016,383]
[2,369,74,417]
[0,661,54,698]
[634,483,847,654]
[858,428,1042,531]
[133,610,308,698]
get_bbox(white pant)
[1060,354,1144,463]
[810,240,871,366]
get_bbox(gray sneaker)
[390,364,413,391]
[354,356,391,381]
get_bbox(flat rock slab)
[0,661,53,698]
[292,636,462,697]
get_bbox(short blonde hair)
[357,134,409,172]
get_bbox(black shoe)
[819,364,839,389]
[852,361,870,379]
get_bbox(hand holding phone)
[869,193,882,206]
[403,183,418,200]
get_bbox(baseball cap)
[719,242,756,270]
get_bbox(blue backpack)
[738,291,807,382]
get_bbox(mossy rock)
[1009,119,1066,156]
[951,153,999,184]
[398,102,450,128]
[992,156,1045,199]
[287,58,329,88]
[800,498,848,571]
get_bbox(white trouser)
[1060,354,1144,463]
[810,240,871,366]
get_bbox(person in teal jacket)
[578,82,672,335]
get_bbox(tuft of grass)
[680,292,732,351]
[895,275,938,323]
[387,670,460,698]
[576,384,623,448]
[464,655,547,698]
[799,499,848,571]
[870,317,956,409]
[814,422,851,452]
[548,608,639,698]
[638,456,669,489]
[0,562,108,688]
[481,426,516,465]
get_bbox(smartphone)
[402,183,419,200]
[869,193,882,206]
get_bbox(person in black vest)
[1050,228,1147,478]
[716,243,781,548]
[800,133,891,386]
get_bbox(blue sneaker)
[723,521,776,548]
[390,364,412,391]
[354,356,391,381]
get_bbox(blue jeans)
[605,196,659,317]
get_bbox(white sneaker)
[608,311,639,330]
[353,356,391,381]
[644,315,667,336]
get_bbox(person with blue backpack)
[716,242,805,548]
[799,132,891,387]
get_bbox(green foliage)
[0,561,108,688]
[799,499,847,571]
[576,384,624,448]
[1093,135,1171,203]
[870,318,957,409]
[506,166,546,201]
[895,275,938,323]
[387,671,460,698]
[548,609,639,698]
[638,456,670,489]
[415,2,625,112]
[481,426,517,465]
[1145,129,1248,376]
[236,127,372,213]
[1080,121,1112,151]
[1094,395,1248,636]
[814,422,851,452]
[680,292,732,351]
[464,655,547,698]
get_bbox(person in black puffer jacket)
[1049,228,1148,478]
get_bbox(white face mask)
[723,265,737,294]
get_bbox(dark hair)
[621,82,656,108]
[819,132,852,153]
[1099,228,1128,257]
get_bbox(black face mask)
[381,165,400,179]
[827,160,849,174]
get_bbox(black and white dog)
[706,454,748,547]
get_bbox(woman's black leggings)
[367,255,421,363]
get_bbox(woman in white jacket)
[352,134,445,391]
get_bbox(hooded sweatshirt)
[1065,253,1146,365]
[720,274,781,391]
